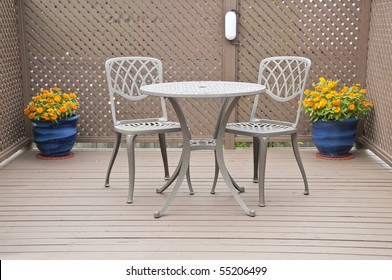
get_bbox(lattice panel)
[236,0,363,137]
[0,1,25,154]
[365,0,392,156]
[23,0,223,141]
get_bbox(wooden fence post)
[223,0,238,149]
[356,0,372,146]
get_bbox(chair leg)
[258,137,268,207]
[126,135,137,204]
[253,137,259,183]
[105,132,122,188]
[158,133,170,180]
[186,167,194,195]
[291,133,309,195]
[210,151,219,194]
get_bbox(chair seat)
[226,121,296,137]
[115,121,181,135]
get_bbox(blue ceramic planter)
[32,115,79,157]
[312,118,358,157]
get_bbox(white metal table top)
[140,81,266,98]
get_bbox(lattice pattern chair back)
[250,56,311,127]
[105,57,168,125]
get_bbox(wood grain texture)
[1,147,392,259]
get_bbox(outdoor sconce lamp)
[225,10,237,40]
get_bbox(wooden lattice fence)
[0,0,28,162]
[360,0,392,165]
[1,0,392,166]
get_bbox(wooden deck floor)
[1,147,392,259]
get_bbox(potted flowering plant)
[23,87,80,158]
[301,77,373,158]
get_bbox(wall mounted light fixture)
[225,10,237,40]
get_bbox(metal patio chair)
[211,56,311,206]
[104,57,193,203]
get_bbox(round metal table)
[141,81,266,218]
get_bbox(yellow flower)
[319,77,326,83]
[327,81,337,88]
[311,91,318,97]
[332,99,340,106]
[70,93,77,99]
[326,93,333,99]
[315,86,322,91]
[334,106,341,113]
[54,95,62,102]
[36,107,44,113]
[321,88,329,94]
[355,83,361,87]
[319,99,327,108]
[360,89,366,94]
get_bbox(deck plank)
[1,148,392,259]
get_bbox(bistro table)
[140,81,266,218]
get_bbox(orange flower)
[332,99,340,106]
[327,81,337,88]
[54,95,62,102]
[29,113,35,119]
[360,89,366,94]
[319,99,327,108]
[59,106,68,113]
[348,104,355,111]
[23,108,30,115]
[341,86,349,93]
[363,101,373,107]
[334,106,341,113]
[52,87,60,91]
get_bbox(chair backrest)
[250,56,312,127]
[105,57,167,124]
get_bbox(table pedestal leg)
[154,97,191,218]
[215,97,255,217]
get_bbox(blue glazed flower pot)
[32,115,79,157]
[312,118,358,157]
